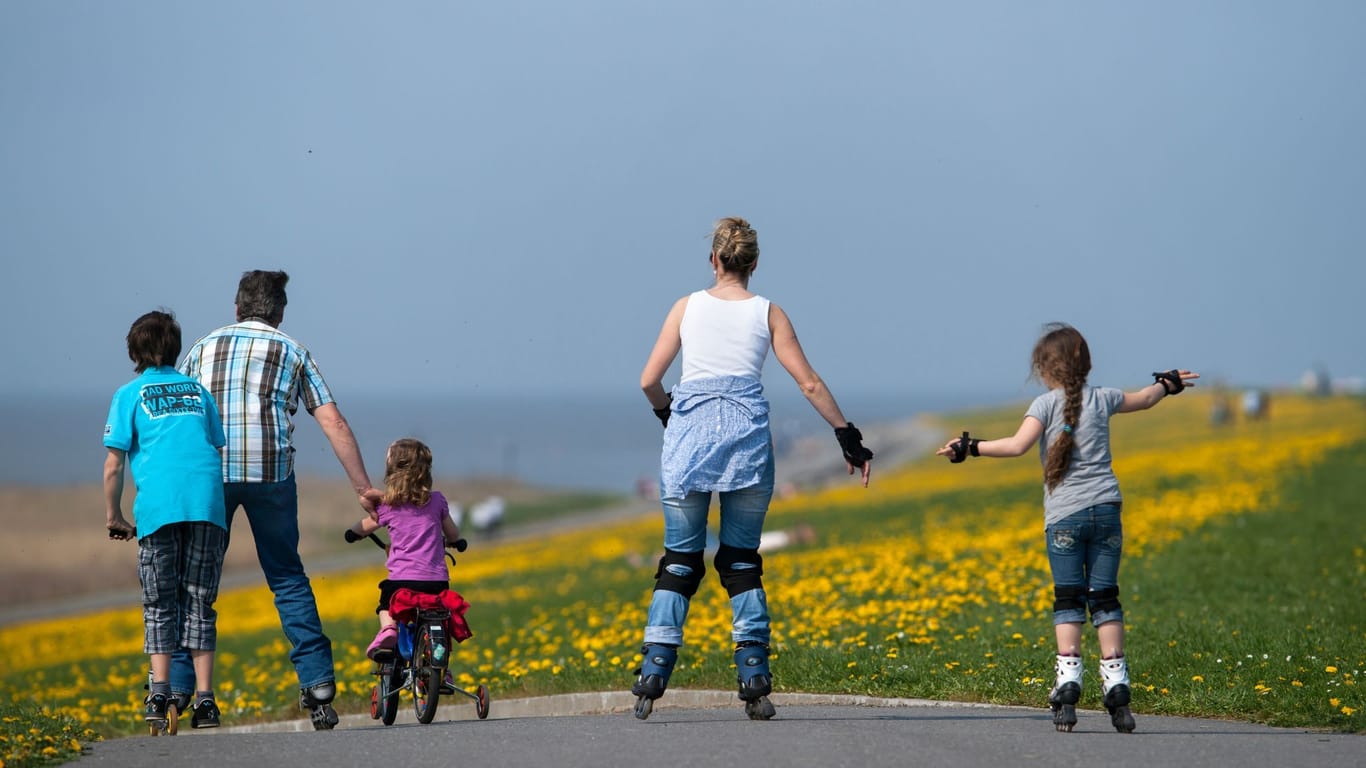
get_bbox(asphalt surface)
[71,690,1364,768]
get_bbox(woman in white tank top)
[628,216,874,722]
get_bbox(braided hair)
[1031,323,1091,492]
[711,217,759,277]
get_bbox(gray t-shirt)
[1025,386,1125,525]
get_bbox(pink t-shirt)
[378,490,450,582]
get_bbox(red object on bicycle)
[388,588,473,642]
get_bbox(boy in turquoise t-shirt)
[104,310,229,732]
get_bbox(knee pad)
[1053,585,1087,614]
[714,545,764,597]
[654,549,705,598]
[1089,586,1122,615]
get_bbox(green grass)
[0,702,99,768]
[1120,440,1366,728]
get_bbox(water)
[3,388,1015,492]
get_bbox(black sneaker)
[144,692,169,723]
[191,698,221,729]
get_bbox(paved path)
[73,690,1364,768]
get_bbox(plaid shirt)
[180,320,334,483]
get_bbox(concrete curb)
[219,689,1027,734]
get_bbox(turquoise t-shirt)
[104,366,227,538]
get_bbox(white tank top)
[679,290,772,383]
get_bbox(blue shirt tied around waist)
[660,375,773,499]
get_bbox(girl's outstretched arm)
[936,416,1044,459]
[1118,369,1199,413]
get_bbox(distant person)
[1242,388,1270,421]
[345,438,469,692]
[469,495,506,533]
[936,322,1198,734]
[173,270,382,730]
[630,216,873,721]
[103,310,228,731]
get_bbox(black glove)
[949,431,980,464]
[344,529,362,543]
[1153,369,1185,395]
[447,538,468,552]
[834,423,874,468]
[653,394,673,428]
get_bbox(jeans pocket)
[1047,527,1078,554]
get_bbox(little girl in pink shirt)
[347,438,462,660]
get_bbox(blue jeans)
[643,461,774,648]
[172,475,334,693]
[1045,503,1124,627]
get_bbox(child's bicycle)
[345,530,491,725]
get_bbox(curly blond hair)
[382,438,433,508]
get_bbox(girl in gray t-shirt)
[935,322,1197,735]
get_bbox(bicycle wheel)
[412,627,441,724]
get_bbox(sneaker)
[367,625,399,660]
[191,698,221,729]
[144,692,169,723]
[439,671,456,695]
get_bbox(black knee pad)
[1053,585,1087,614]
[654,549,705,598]
[714,545,764,597]
[1089,586,1122,615]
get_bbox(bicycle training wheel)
[413,628,441,724]
[475,684,490,720]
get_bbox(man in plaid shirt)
[172,270,381,730]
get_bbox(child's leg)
[1097,620,1125,659]
[179,523,227,687]
[191,650,215,693]
[1045,515,1088,731]
[1054,621,1083,656]
[139,529,181,678]
[379,609,397,629]
[150,653,172,683]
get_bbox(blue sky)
[2,2,1362,410]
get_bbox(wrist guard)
[950,431,980,464]
[653,394,673,428]
[1152,370,1184,395]
[834,423,874,468]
